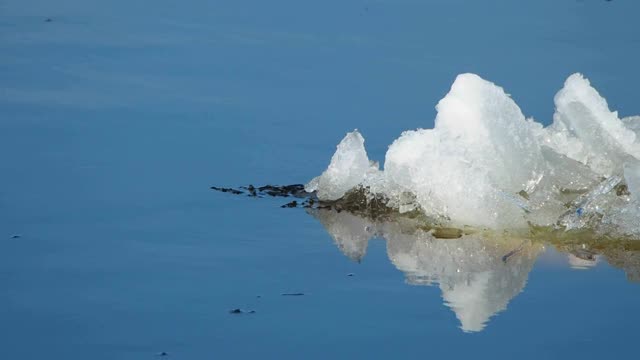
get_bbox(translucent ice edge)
[307,73,640,237]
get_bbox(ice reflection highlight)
[309,208,640,332]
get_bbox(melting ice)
[306,73,640,237]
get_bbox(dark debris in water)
[256,184,307,197]
[229,308,256,314]
[211,186,243,195]
[281,200,298,208]
[213,183,329,210]
[281,292,305,296]
[245,185,258,197]
[212,184,309,198]
[211,183,408,221]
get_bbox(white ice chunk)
[544,73,640,176]
[558,175,623,231]
[523,146,600,227]
[385,73,542,228]
[625,160,640,202]
[305,130,372,201]
[603,160,640,237]
[622,116,640,136]
[305,72,640,235]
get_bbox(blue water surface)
[2,1,640,359]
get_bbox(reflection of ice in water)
[309,209,542,332]
[562,244,640,281]
[385,223,541,332]
[566,246,599,270]
[309,208,640,330]
[604,249,640,282]
[311,209,375,262]
[568,253,599,270]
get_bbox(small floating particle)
[157,352,168,357]
[347,273,354,277]
[11,235,21,239]
[45,18,52,22]
[281,293,305,296]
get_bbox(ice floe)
[308,73,640,237]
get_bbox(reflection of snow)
[309,209,542,332]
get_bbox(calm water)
[2,0,640,359]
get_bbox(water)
[1,0,640,359]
